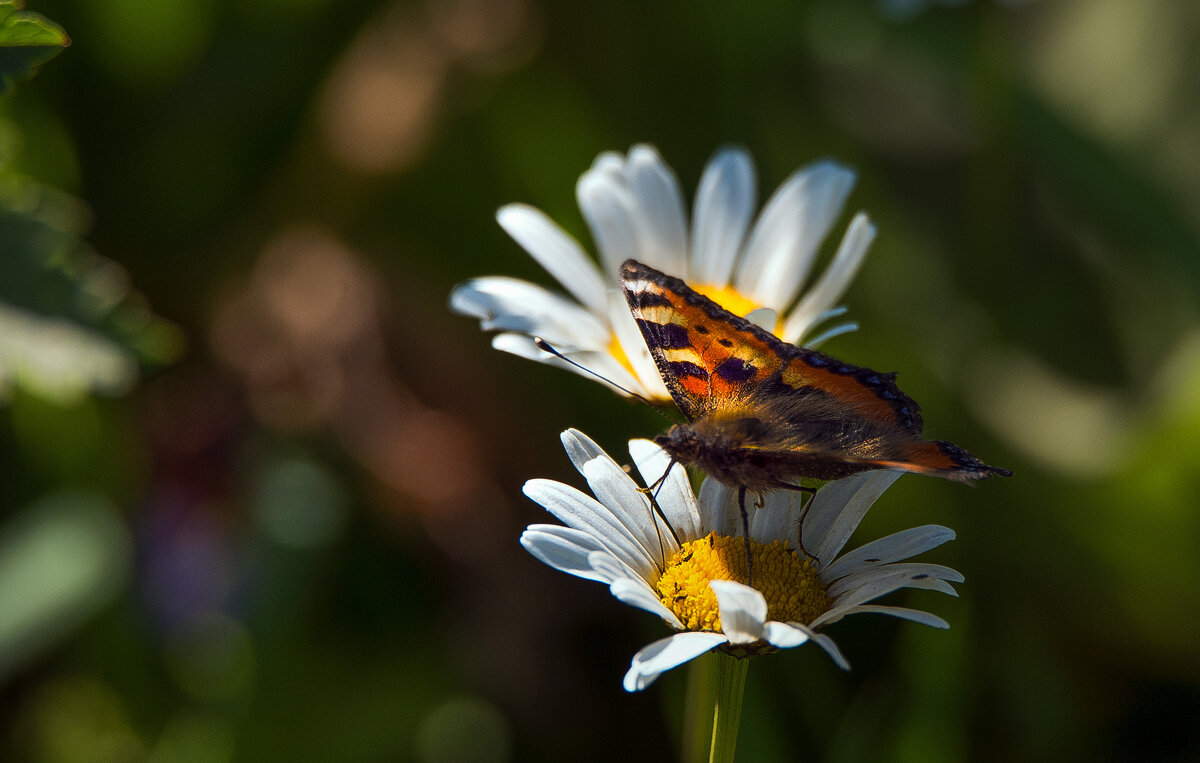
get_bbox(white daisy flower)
[451,145,876,400]
[520,429,962,692]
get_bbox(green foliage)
[0,1,68,96]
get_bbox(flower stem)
[681,653,718,763]
[708,652,748,763]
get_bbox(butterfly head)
[655,416,789,494]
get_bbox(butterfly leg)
[777,482,818,561]
[737,486,754,586]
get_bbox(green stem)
[708,652,749,763]
[681,652,717,763]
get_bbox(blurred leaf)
[0,137,184,404]
[0,491,131,683]
[0,1,69,95]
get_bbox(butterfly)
[620,259,1011,508]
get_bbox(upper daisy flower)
[450,145,876,400]
[521,429,962,691]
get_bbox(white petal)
[782,213,876,343]
[522,479,659,577]
[496,204,610,316]
[748,490,804,547]
[450,277,610,348]
[608,292,670,397]
[578,168,642,277]
[710,580,767,644]
[691,148,755,287]
[627,438,702,543]
[627,145,689,276]
[582,551,684,628]
[609,577,684,628]
[519,525,623,583]
[818,564,963,623]
[805,471,902,565]
[803,320,858,349]
[827,562,964,599]
[743,306,777,332]
[581,456,673,569]
[589,151,625,175]
[697,478,741,537]
[762,620,811,648]
[818,604,949,629]
[821,525,956,582]
[736,161,856,309]
[490,334,645,396]
[808,630,851,670]
[560,429,609,474]
[622,631,727,692]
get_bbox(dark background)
[2,0,1199,760]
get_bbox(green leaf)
[0,1,70,95]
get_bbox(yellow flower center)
[656,532,830,634]
[692,284,762,319]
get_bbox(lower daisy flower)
[520,429,963,691]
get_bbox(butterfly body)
[621,259,1011,491]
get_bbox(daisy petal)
[803,320,858,349]
[822,604,950,629]
[821,524,956,581]
[609,577,684,628]
[578,168,641,277]
[628,438,702,543]
[449,277,610,348]
[496,204,609,316]
[737,161,856,309]
[584,551,685,628]
[522,479,659,576]
[608,292,669,397]
[821,564,963,621]
[744,306,777,332]
[805,471,902,564]
[808,631,851,670]
[627,145,689,276]
[581,456,672,564]
[769,621,850,669]
[711,580,767,644]
[762,620,811,649]
[697,477,740,537]
[783,213,876,343]
[519,525,624,583]
[692,147,755,286]
[749,490,804,547]
[623,632,728,692]
[490,334,644,394]
[559,428,609,474]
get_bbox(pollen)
[656,532,830,634]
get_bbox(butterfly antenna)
[533,338,677,423]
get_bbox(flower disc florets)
[656,532,830,635]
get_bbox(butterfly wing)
[621,259,787,421]
[622,259,1010,483]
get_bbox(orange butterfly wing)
[620,259,1010,483]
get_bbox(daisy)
[451,145,876,400]
[520,429,962,691]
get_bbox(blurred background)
[2,0,1199,760]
